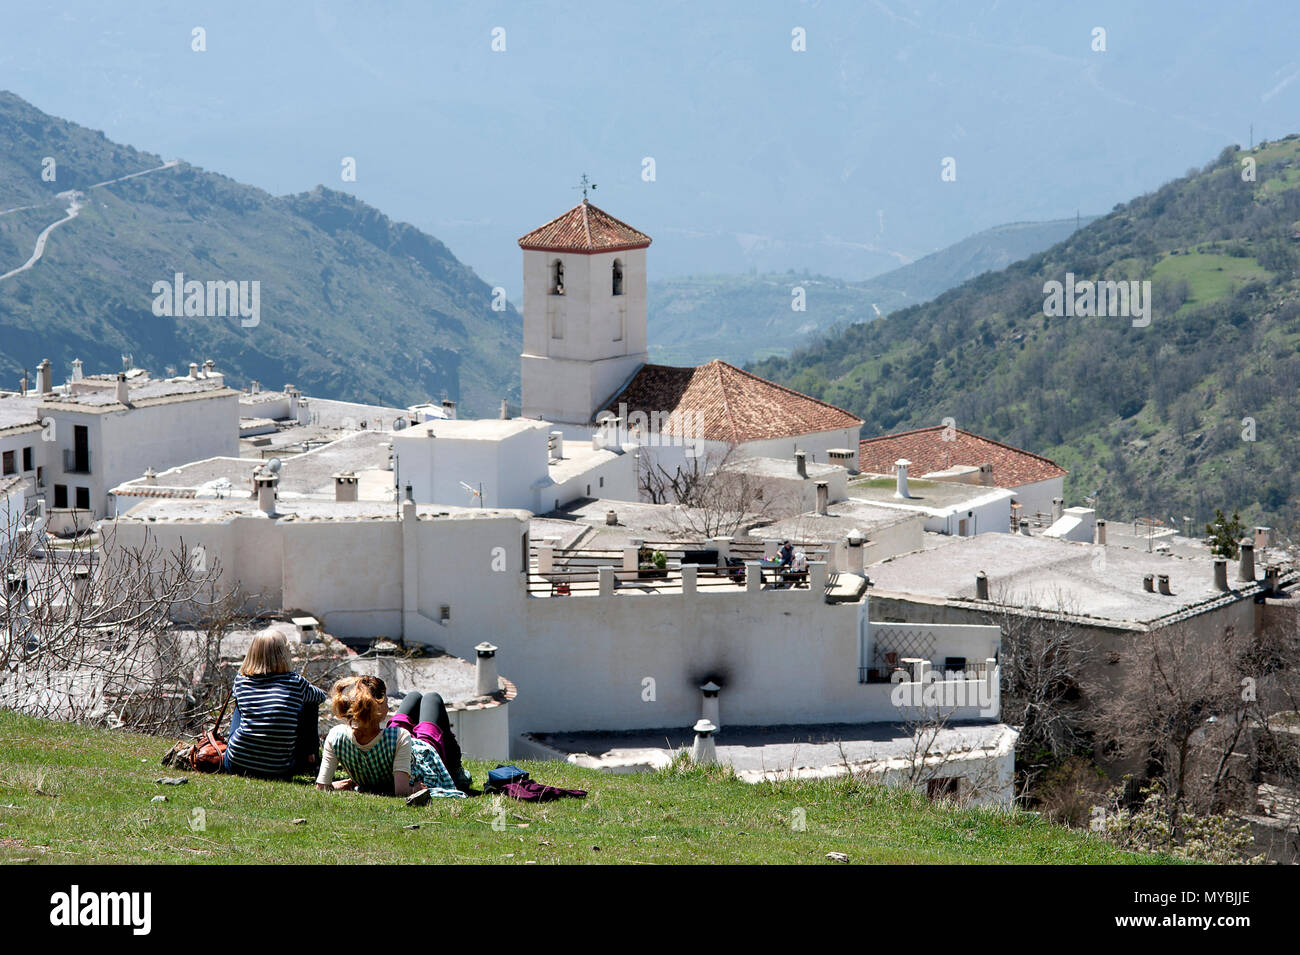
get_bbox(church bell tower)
[517,197,651,424]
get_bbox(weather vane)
[574,173,597,200]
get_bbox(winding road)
[0,159,179,284]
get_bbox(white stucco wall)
[1011,475,1065,522]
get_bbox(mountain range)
[751,138,1300,532]
[0,91,521,416]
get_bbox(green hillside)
[0,92,520,416]
[648,218,1092,367]
[0,711,1162,864]
[752,138,1300,533]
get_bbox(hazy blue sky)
[4,1,1298,294]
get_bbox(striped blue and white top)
[225,672,327,777]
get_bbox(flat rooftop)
[398,418,548,441]
[115,431,394,499]
[867,531,1275,626]
[849,474,1013,511]
[545,442,624,484]
[528,722,1015,781]
[116,497,530,524]
[759,499,921,543]
[738,456,843,480]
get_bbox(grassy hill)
[0,711,1160,864]
[752,138,1300,533]
[647,218,1092,367]
[0,92,520,417]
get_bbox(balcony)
[62,449,91,474]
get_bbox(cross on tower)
[574,173,597,201]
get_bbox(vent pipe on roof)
[795,451,807,479]
[700,681,721,730]
[1158,574,1173,596]
[975,571,989,600]
[19,372,28,397]
[1096,519,1107,545]
[1143,574,1155,593]
[474,642,499,697]
[115,372,129,405]
[499,399,509,420]
[815,481,829,516]
[691,719,718,766]
[894,459,912,499]
[1239,541,1256,582]
[1213,558,1229,592]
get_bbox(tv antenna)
[574,173,597,201]
[459,481,484,507]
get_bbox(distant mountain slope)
[751,138,1300,532]
[0,91,520,416]
[647,217,1092,367]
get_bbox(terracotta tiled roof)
[858,426,1067,487]
[518,200,651,254]
[601,360,863,445]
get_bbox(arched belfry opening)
[551,259,565,295]
[612,259,624,296]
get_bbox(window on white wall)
[611,259,624,296]
[550,259,565,295]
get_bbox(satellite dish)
[267,458,282,474]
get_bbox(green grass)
[0,711,1169,864]
[1151,251,1270,307]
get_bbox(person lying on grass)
[315,675,465,800]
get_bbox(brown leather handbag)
[162,689,233,773]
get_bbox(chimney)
[189,362,199,380]
[700,681,721,730]
[1264,565,1281,592]
[815,481,829,515]
[1095,519,1107,545]
[499,399,509,420]
[115,372,129,405]
[978,463,995,487]
[143,467,157,486]
[1213,558,1229,592]
[474,642,499,697]
[548,431,563,463]
[1051,498,1064,523]
[1157,574,1172,596]
[251,379,260,395]
[894,458,912,499]
[1238,541,1255,582]
[1143,574,1155,593]
[254,468,278,515]
[19,372,28,397]
[795,451,807,479]
[38,359,52,394]
[203,359,215,376]
[333,471,358,502]
[71,566,91,606]
[441,399,457,420]
[1255,527,1271,550]
[975,571,989,600]
[71,358,83,382]
[606,509,618,525]
[691,719,718,765]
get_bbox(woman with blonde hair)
[316,676,466,800]
[222,629,327,778]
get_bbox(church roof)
[858,426,1067,487]
[600,360,863,445]
[518,200,652,254]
